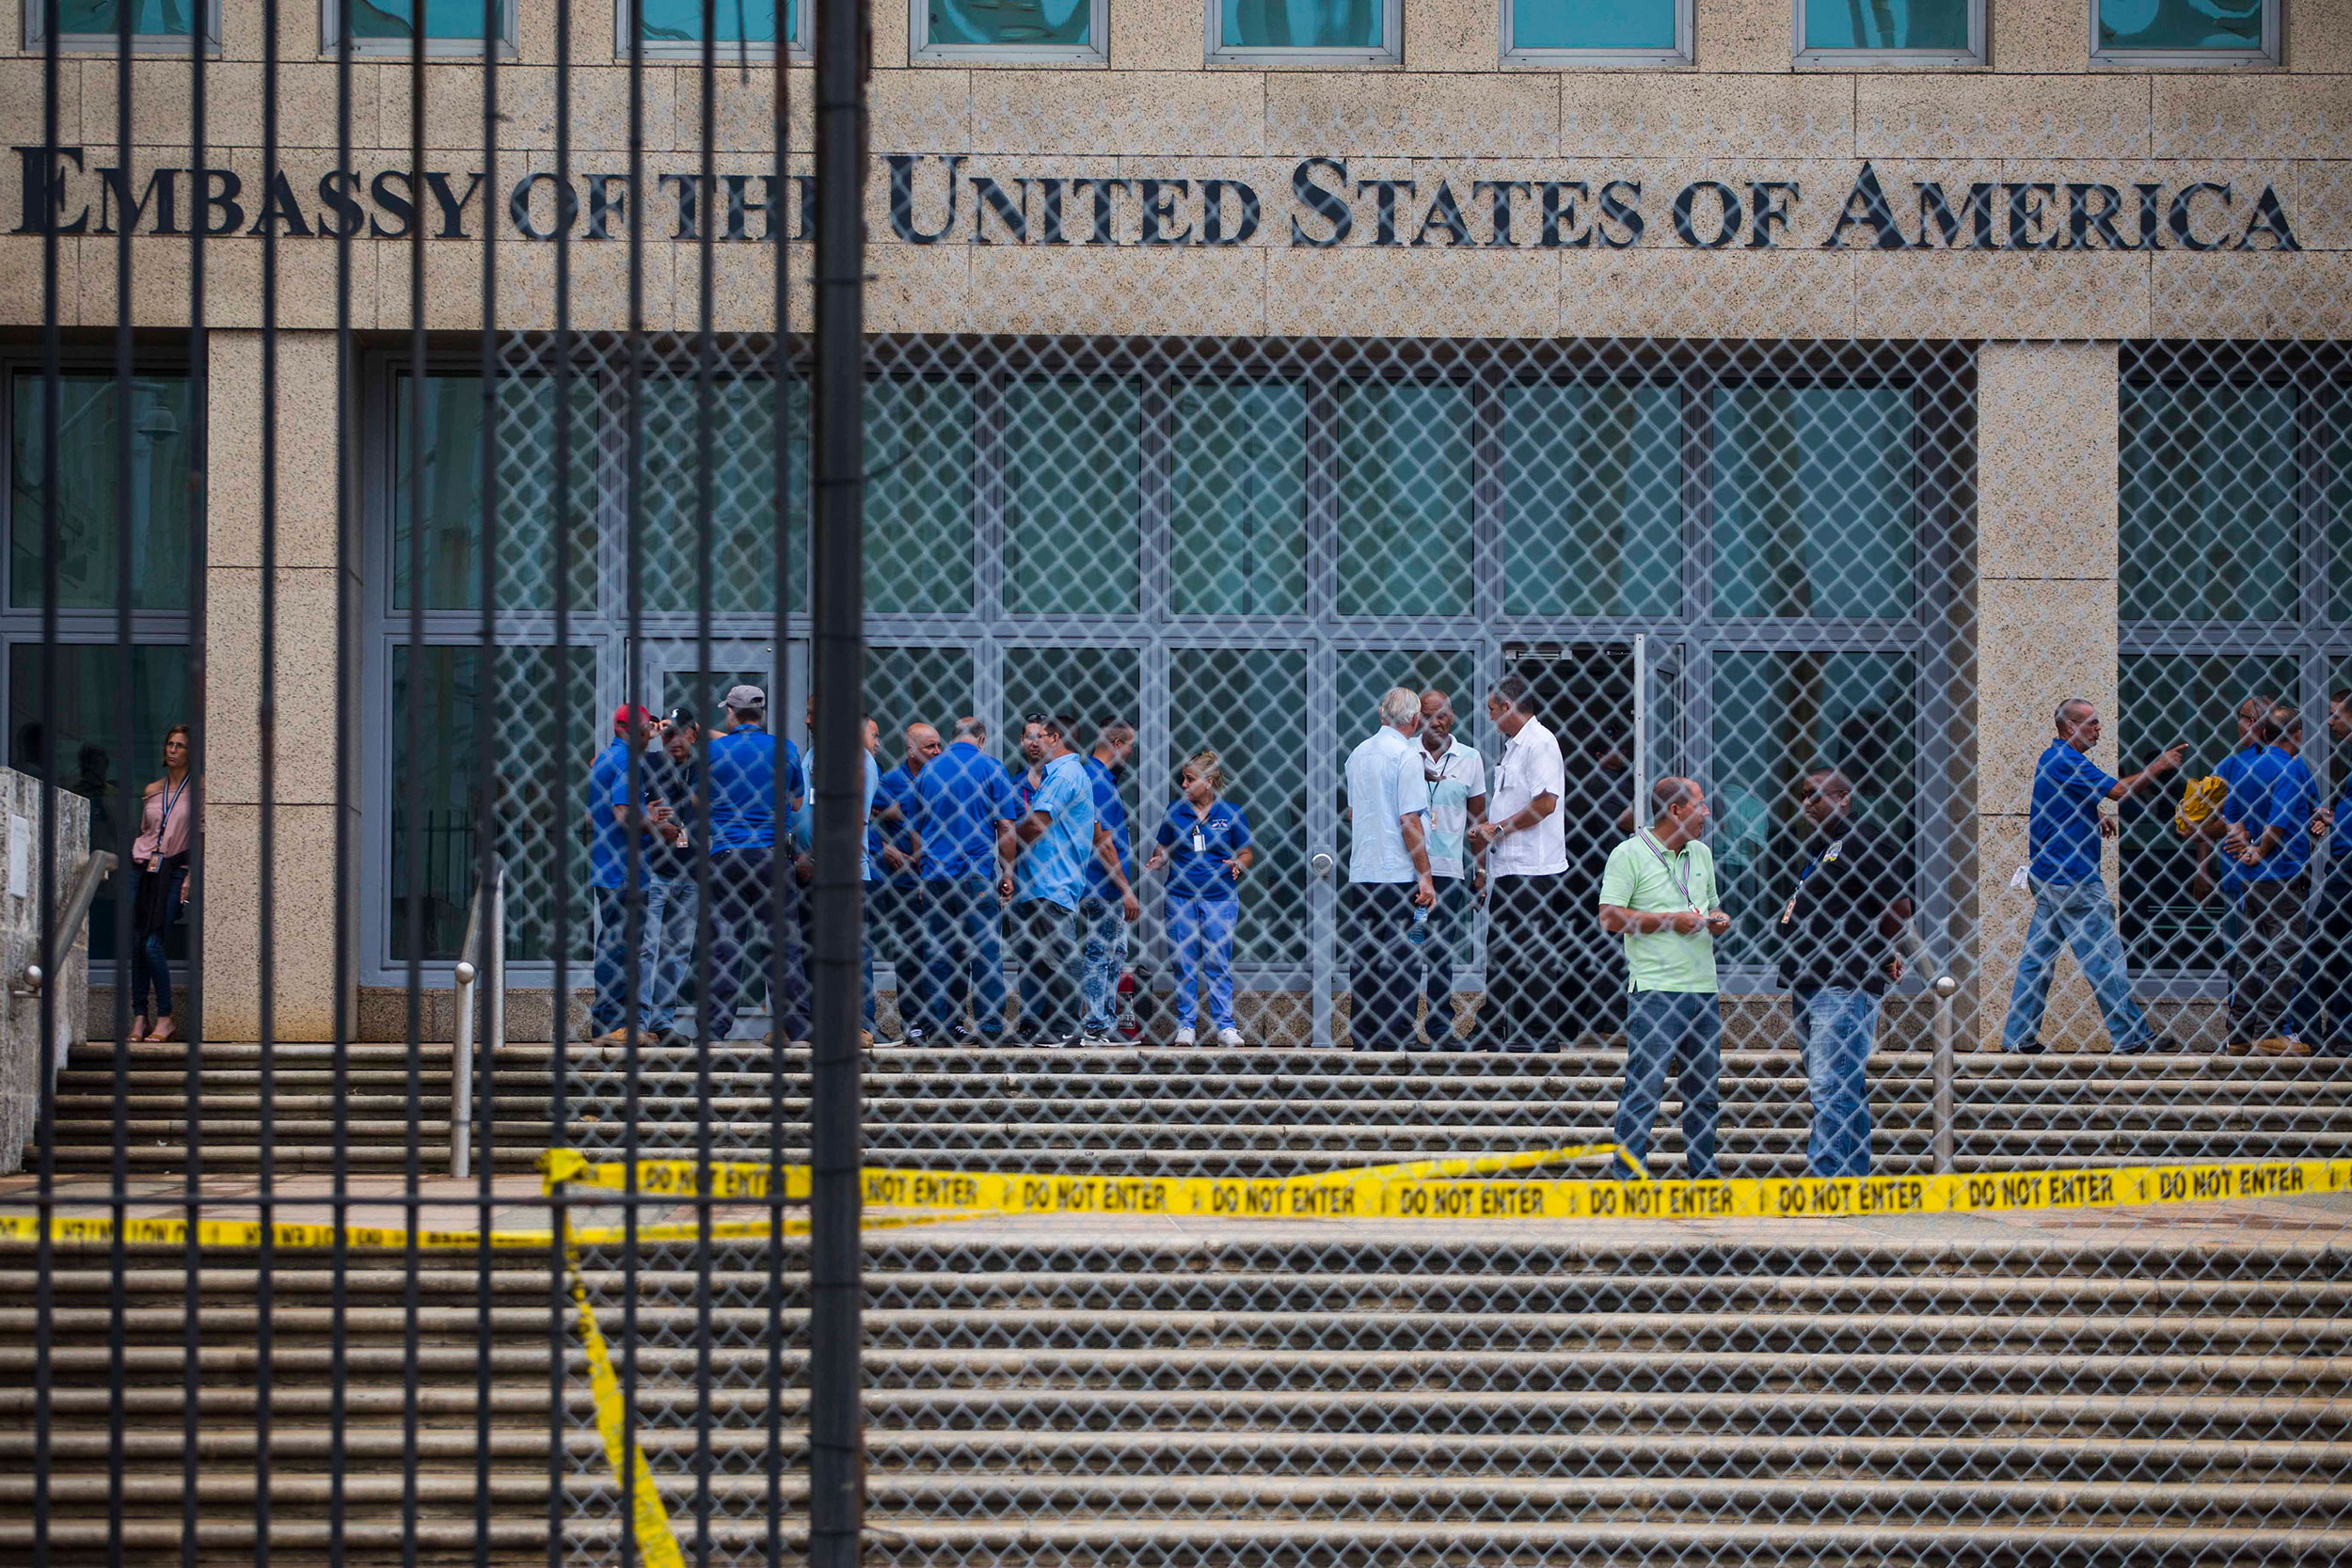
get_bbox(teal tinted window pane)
[389,643,596,962]
[1709,651,1915,970]
[927,0,1090,46]
[2328,396,2352,622]
[1004,379,1139,617]
[2121,383,2296,623]
[1711,387,1914,619]
[866,380,974,615]
[639,0,782,40]
[348,0,509,39]
[1804,0,1969,49]
[11,373,195,611]
[1169,648,1311,965]
[1499,384,1680,618]
[1336,383,1471,618]
[1510,0,1676,49]
[2098,0,2264,52]
[642,378,786,615]
[52,0,199,33]
[2118,653,2297,972]
[866,646,976,769]
[393,375,597,613]
[7,642,192,964]
[1220,0,1381,48]
[1170,382,1307,617]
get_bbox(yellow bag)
[2173,775,2226,837]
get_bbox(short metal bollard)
[1931,974,1960,1175]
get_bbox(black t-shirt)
[636,751,707,880]
[1775,820,1915,994]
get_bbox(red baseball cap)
[612,704,657,734]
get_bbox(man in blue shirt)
[1075,720,1142,1049]
[1341,687,1437,1052]
[608,707,708,1046]
[2301,692,2352,1056]
[998,714,1098,1047]
[2000,699,2186,1055]
[702,685,807,1043]
[2217,706,2317,1055]
[871,721,942,1044]
[588,705,660,1044]
[915,717,1015,1042]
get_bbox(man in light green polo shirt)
[1597,777,1731,1181]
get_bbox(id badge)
[1193,829,1206,853]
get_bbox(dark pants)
[1009,897,1080,1043]
[1343,881,1421,1052]
[1477,872,1575,1053]
[130,862,185,1019]
[871,881,933,1039]
[2306,863,2352,1053]
[925,876,1009,1038]
[1613,990,1724,1181]
[1420,876,1471,1046]
[706,847,807,1042]
[2230,874,2309,1048]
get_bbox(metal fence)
[7,4,2352,1568]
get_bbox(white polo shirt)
[1486,715,1568,879]
[1420,737,1486,881]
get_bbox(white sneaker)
[1216,1027,1245,1047]
[1172,1027,1196,1046]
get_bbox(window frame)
[1205,0,1403,67]
[24,0,222,54]
[615,0,810,62]
[1791,0,1983,67]
[320,0,520,58]
[2090,0,2280,68]
[1501,0,1692,68]
[911,0,1108,64]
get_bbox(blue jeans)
[1999,877,2154,1053]
[1793,986,1882,1179]
[591,885,635,1035]
[924,876,1008,1037]
[130,862,185,1019]
[1613,990,1723,1181]
[871,881,933,1038]
[706,847,808,1042]
[1077,895,1128,1035]
[639,873,696,1034]
[1167,895,1238,1029]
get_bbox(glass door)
[638,639,803,741]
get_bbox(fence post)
[1932,974,1959,1175]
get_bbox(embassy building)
[3,0,2347,1050]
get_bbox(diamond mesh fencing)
[10,21,2352,1568]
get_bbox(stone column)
[202,329,354,1042]
[1975,341,2122,1053]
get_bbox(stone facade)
[0,768,91,1173]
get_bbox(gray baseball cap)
[723,684,766,713]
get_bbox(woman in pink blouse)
[130,724,196,1042]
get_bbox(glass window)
[1169,648,1311,965]
[917,0,1103,55]
[1499,384,1680,619]
[639,377,786,617]
[332,0,516,51]
[2120,383,2297,624]
[1215,0,1396,58]
[389,643,596,963]
[2094,0,2275,62]
[1709,651,1916,970]
[1505,0,1686,57]
[392,374,598,615]
[1004,379,1140,618]
[634,0,800,52]
[2117,653,2299,975]
[1170,382,1307,618]
[11,372,196,613]
[866,646,977,770]
[864,380,976,617]
[1711,387,1915,620]
[29,0,218,45]
[1796,0,1977,55]
[1001,645,1142,862]
[6,642,193,964]
[1336,383,1472,619]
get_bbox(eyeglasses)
[1021,712,1051,727]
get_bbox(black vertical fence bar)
[258,1,285,1560]
[401,11,430,1568]
[31,8,60,1568]
[331,2,358,1566]
[548,0,577,1551]
[764,18,791,1564]
[474,0,503,1560]
[622,8,648,1564]
[106,1,137,1563]
[183,0,213,1562]
[691,8,719,1566]
[807,0,868,1555]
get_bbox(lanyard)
[154,774,188,842]
[1639,829,1700,911]
[1781,836,1842,925]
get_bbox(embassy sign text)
[15,149,2302,255]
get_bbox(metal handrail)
[450,860,504,1180]
[15,849,117,1006]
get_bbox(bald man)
[870,721,945,1043]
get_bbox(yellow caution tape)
[566,1251,688,1568]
